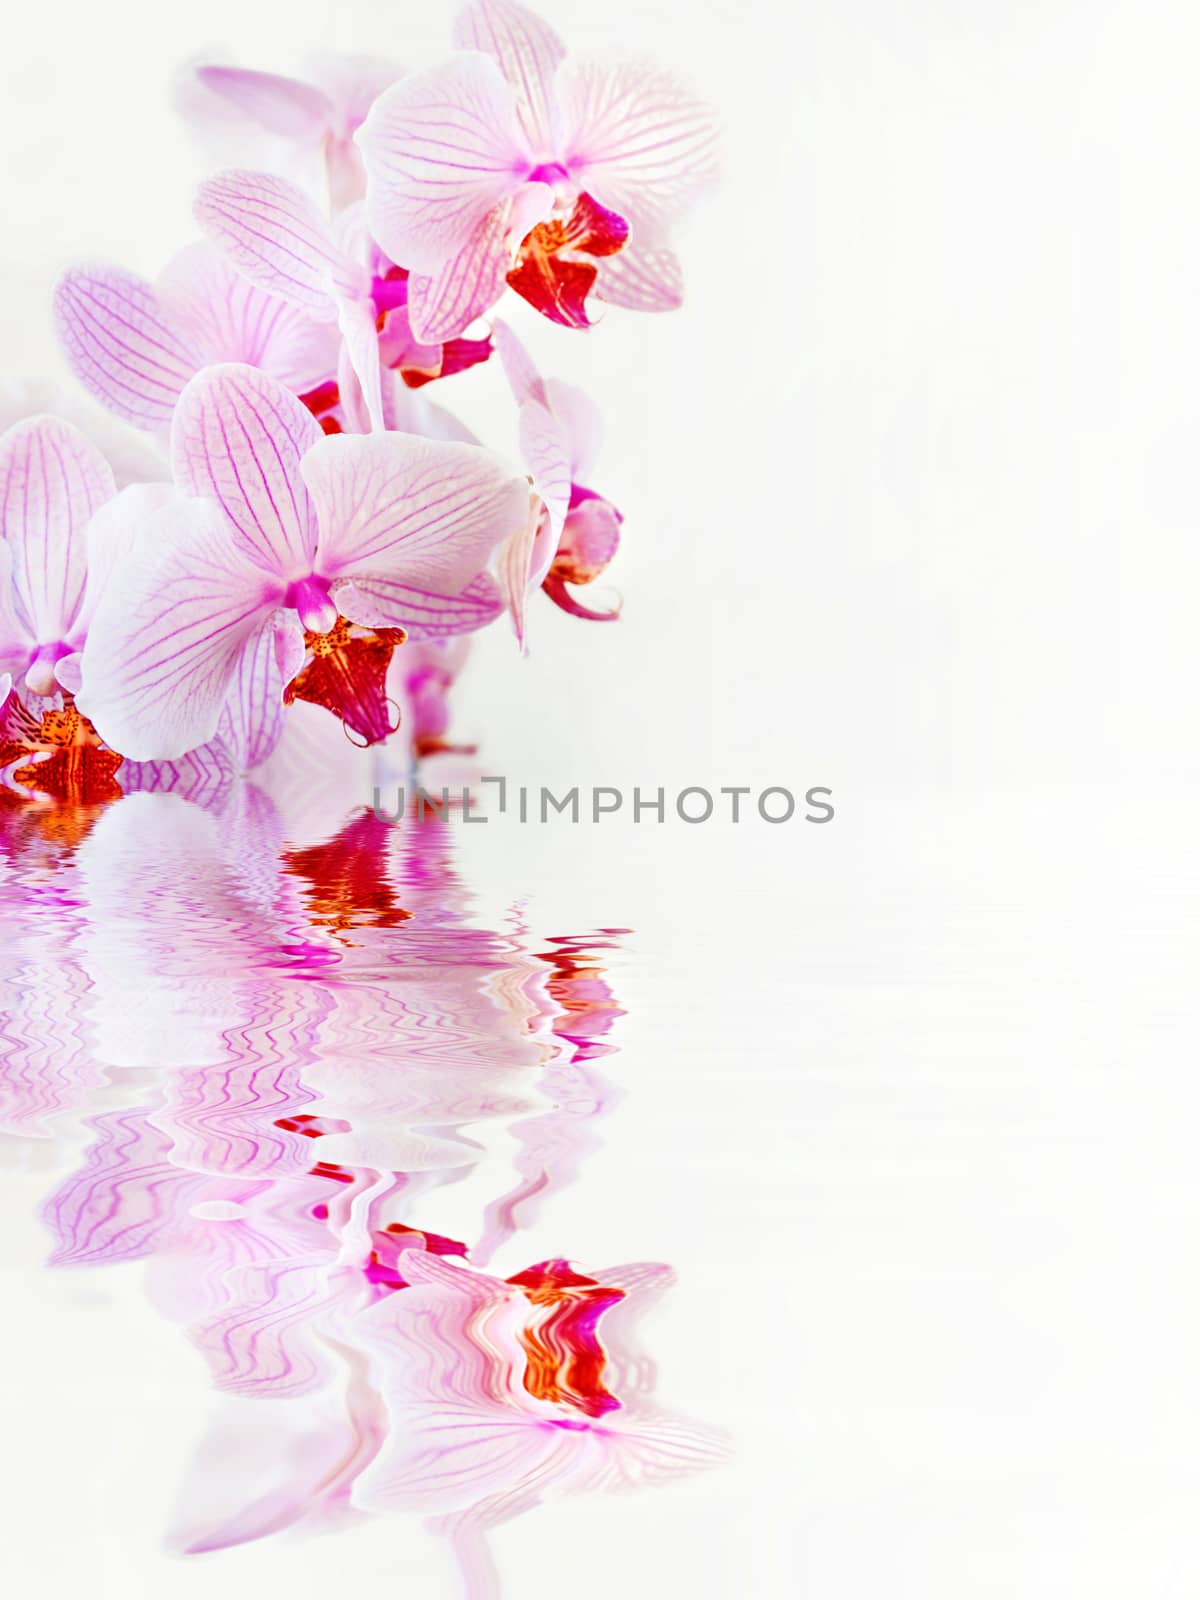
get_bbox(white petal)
[303,430,529,596]
[0,415,114,645]
[357,53,532,274]
[557,61,718,244]
[54,266,200,430]
[78,497,281,761]
[172,364,322,577]
[195,169,363,311]
[453,0,567,149]
[407,203,512,343]
[157,242,340,395]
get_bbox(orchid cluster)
[0,0,716,806]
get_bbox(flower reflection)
[0,781,725,1592]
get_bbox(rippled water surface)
[0,782,727,1598]
[4,780,1200,1599]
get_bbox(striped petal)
[216,613,286,770]
[495,490,552,649]
[407,203,512,343]
[593,244,684,313]
[157,242,340,394]
[195,170,362,312]
[0,415,114,647]
[452,0,567,149]
[334,571,504,639]
[77,497,281,761]
[172,364,322,577]
[358,53,532,274]
[54,266,199,430]
[557,62,718,244]
[302,430,529,596]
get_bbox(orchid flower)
[77,364,527,761]
[492,320,622,644]
[357,0,717,332]
[55,242,338,436]
[181,55,402,211]
[0,415,116,698]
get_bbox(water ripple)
[0,782,726,1594]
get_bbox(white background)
[3,1,1200,1596]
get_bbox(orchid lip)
[285,574,338,635]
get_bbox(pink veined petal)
[593,244,684,313]
[335,292,385,432]
[302,430,529,595]
[491,316,548,407]
[333,572,504,639]
[407,202,512,343]
[216,614,286,770]
[545,378,602,482]
[195,170,364,314]
[54,266,200,430]
[357,53,533,275]
[0,671,11,709]
[495,490,549,649]
[157,242,340,395]
[556,62,719,244]
[74,483,178,639]
[191,64,335,139]
[452,0,567,150]
[172,364,322,577]
[77,497,282,761]
[0,541,32,674]
[0,415,114,647]
[519,396,572,541]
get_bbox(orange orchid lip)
[0,694,123,806]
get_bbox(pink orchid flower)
[181,55,402,211]
[0,415,285,793]
[492,320,622,644]
[357,0,717,332]
[0,415,116,697]
[55,242,338,436]
[77,364,526,761]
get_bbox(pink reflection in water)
[0,783,725,1593]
